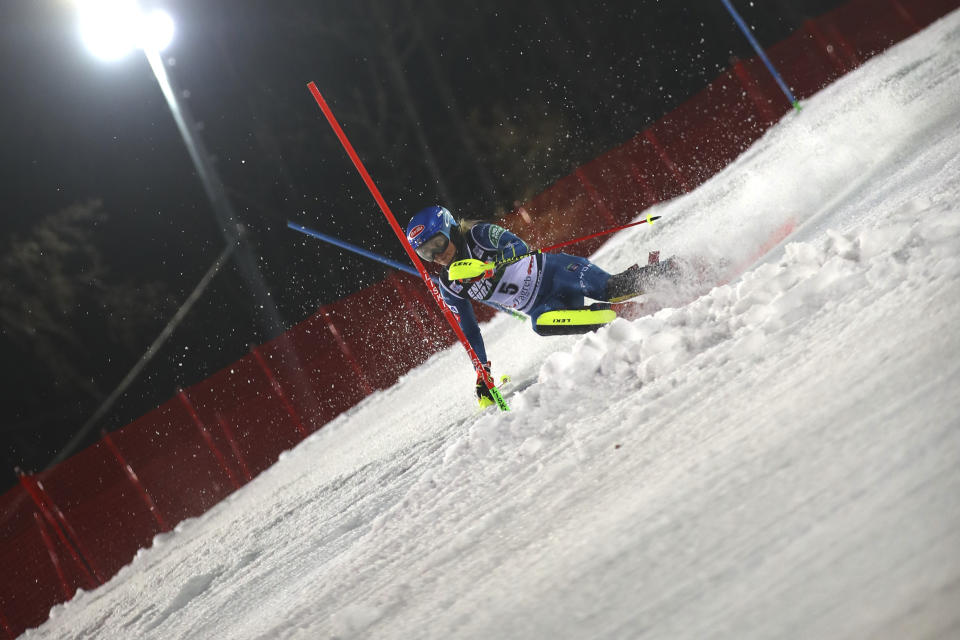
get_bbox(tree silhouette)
[0,201,175,453]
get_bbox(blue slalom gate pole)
[288,221,420,276]
[288,221,525,320]
[720,0,802,112]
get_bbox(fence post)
[321,306,375,395]
[0,608,14,640]
[624,138,661,206]
[250,345,310,438]
[176,391,243,491]
[514,204,533,226]
[388,273,434,345]
[100,430,169,532]
[731,59,780,125]
[643,129,690,193]
[575,168,618,226]
[803,19,849,74]
[33,512,73,600]
[820,18,860,69]
[888,0,920,33]
[214,413,253,483]
[16,470,100,588]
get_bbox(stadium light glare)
[140,9,175,52]
[78,0,175,61]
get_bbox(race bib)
[483,256,542,311]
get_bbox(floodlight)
[77,0,175,61]
[140,9,175,52]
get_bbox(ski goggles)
[415,232,450,262]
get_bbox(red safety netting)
[0,486,92,637]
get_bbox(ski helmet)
[406,205,456,261]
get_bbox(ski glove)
[463,266,495,283]
[492,244,528,276]
[475,361,494,403]
[497,243,527,262]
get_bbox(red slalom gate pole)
[306,82,507,411]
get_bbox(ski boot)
[605,255,681,302]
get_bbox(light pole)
[75,0,275,310]
[60,0,320,463]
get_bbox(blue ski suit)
[438,222,614,362]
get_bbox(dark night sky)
[0,0,848,489]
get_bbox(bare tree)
[0,201,174,404]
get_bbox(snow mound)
[443,198,959,471]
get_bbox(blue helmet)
[406,206,456,261]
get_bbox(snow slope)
[26,10,960,640]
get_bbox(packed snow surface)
[27,11,960,640]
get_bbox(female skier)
[405,205,677,406]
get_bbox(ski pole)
[543,213,661,253]
[450,213,660,281]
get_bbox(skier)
[405,205,677,406]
